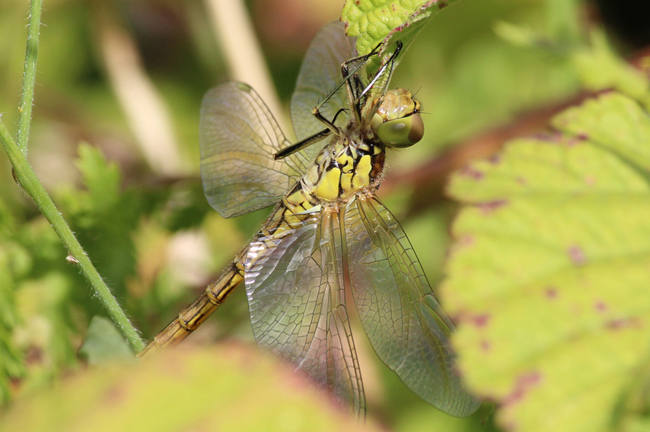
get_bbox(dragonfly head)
[370,89,424,148]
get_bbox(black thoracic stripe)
[348,147,364,192]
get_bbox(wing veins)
[239,88,285,150]
[359,198,451,376]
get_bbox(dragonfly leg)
[274,108,348,160]
[310,42,385,129]
[274,128,331,160]
[356,40,403,101]
[310,106,340,134]
[351,41,403,121]
[340,41,384,83]
[327,40,403,124]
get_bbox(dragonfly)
[139,21,479,418]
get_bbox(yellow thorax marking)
[315,167,341,200]
[351,155,372,190]
[336,154,354,172]
[303,131,384,203]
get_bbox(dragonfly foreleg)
[309,42,384,130]
[339,41,384,83]
[357,41,403,101]
[274,108,349,160]
[274,128,331,160]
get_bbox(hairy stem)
[0,0,145,353]
[16,0,43,155]
[0,120,145,352]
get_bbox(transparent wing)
[245,209,365,415]
[200,82,311,218]
[344,196,481,417]
[291,21,356,146]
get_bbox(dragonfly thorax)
[300,131,386,204]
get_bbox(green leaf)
[67,143,121,217]
[552,91,650,172]
[79,316,134,365]
[341,0,459,74]
[571,31,650,108]
[443,92,650,432]
[0,345,382,432]
[57,143,140,302]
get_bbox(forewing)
[291,21,356,146]
[345,196,480,417]
[200,82,310,218]
[245,210,365,415]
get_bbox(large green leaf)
[443,92,650,432]
[0,345,380,432]
[341,0,459,74]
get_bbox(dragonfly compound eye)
[376,113,424,148]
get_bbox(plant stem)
[5,0,145,352]
[0,119,145,352]
[16,0,44,155]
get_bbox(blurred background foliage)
[0,0,648,430]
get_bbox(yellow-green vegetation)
[0,344,375,432]
[445,92,650,432]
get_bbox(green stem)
[0,120,144,352]
[16,0,44,155]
